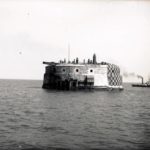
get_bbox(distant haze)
[0,0,150,82]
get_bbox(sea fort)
[42,54,123,90]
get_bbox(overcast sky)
[0,0,150,81]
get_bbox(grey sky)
[0,0,150,81]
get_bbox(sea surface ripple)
[0,79,150,150]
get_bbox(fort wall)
[42,54,123,90]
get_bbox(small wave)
[21,148,72,150]
[41,126,64,132]
[21,148,43,150]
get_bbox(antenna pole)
[68,42,70,63]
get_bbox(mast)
[68,42,70,63]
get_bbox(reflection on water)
[0,80,150,150]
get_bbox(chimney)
[93,53,97,64]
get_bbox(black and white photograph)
[0,0,150,150]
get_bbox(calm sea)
[0,79,150,150]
